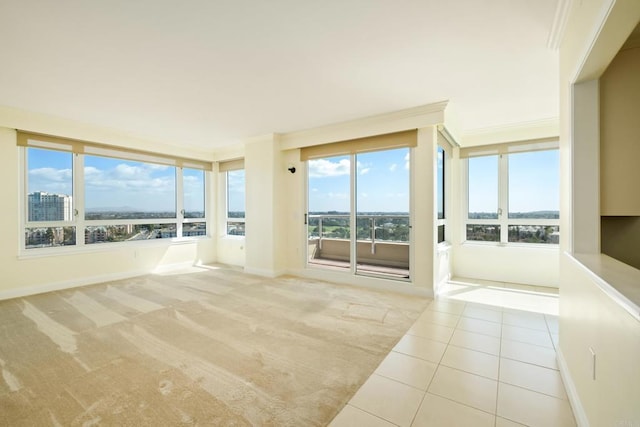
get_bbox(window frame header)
[17,131,212,171]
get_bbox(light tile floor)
[329,278,576,427]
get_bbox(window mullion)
[176,167,184,238]
[204,171,210,237]
[75,153,85,246]
[499,154,509,243]
[349,153,357,275]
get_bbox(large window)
[467,155,500,242]
[21,134,210,251]
[306,144,412,280]
[226,169,245,236]
[26,148,75,248]
[465,148,559,244]
[182,168,207,237]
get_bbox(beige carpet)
[0,265,429,426]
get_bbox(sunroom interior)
[0,0,639,425]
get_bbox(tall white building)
[28,192,73,221]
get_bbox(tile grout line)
[345,400,402,427]
[424,391,500,420]
[438,280,567,426]
[372,285,565,427]
[409,299,466,427]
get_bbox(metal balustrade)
[307,214,410,278]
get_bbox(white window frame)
[180,167,208,238]
[20,145,210,256]
[463,149,560,246]
[224,169,245,237]
[437,135,453,245]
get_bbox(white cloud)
[84,166,103,178]
[357,161,371,175]
[183,175,203,186]
[308,158,350,178]
[30,167,72,182]
[29,167,73,194]
[83,162,176,200]
[389,163,397,172]
[114,163,147,179]
[404,152,410,170]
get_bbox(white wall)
[559,1,640,425]
[282,149,306,270]
[244,134,287,277]
[214,147,246,267]
[0,119,216,299]
[412,127,436,290]
[453,244,559,287]
[216,236,246,267]
[449,138,560,287]
[559,255,640,425]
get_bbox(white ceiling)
[0,0,559,150]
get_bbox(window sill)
[461,241,560,249]
[18,236,212,260]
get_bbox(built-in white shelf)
[570,252,640,322]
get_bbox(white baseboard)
[0,269,148,301]
[557,347,590,427]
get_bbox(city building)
[0,1,638,425]
[27,191,73,221]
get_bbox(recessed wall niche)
[600,21,640,269]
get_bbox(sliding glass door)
[307,155,351,271]
[307,148,410,280]
[355,148,410,279]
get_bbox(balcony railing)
[307,214,410,278]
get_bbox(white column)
[411,126,437,293]
[244,134,286,277]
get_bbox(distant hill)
[469,211,559,219]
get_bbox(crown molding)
[279,101,450,150]
[0,104,215,160]
[547,0,573,50]
[461,118,559,147]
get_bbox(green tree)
[45,227,54,244]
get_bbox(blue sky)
[28,146,559,215]
[468,155,499,213]
[468,150,559,213]
[28,148,204,212]
[227,170,245,212]
[308,148,410,213]
[508,150,559,213]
